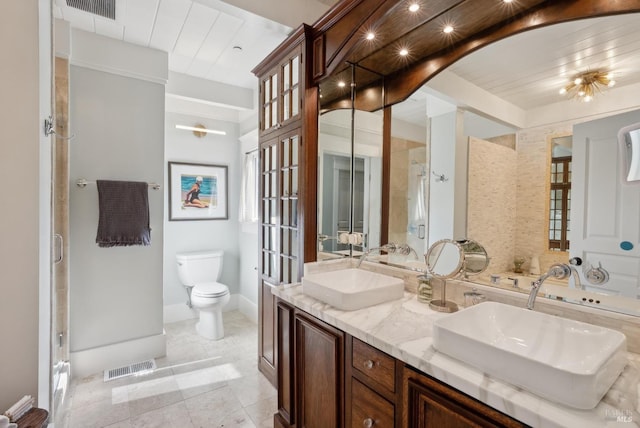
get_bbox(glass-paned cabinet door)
[261,143,279,281]
[278,132,301,283]
[261,73,279,132]
[281,53,301,123]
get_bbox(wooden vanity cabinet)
[276,301,345,428]
[275,300,526,428]
[402,366,527,428]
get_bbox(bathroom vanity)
[273,297,524,427]
[271,271,640,428]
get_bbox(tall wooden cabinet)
[253,25,316,386]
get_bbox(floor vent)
[104,359,156,382]
[66,0,116,20]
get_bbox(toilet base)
[196,308,225,340]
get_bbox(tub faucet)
[527,259,582,309]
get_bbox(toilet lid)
[192,282,229,297]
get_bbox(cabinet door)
[277,301,295,426]
[259,129,303,386]
[279,129,301,283]
[259,47,302,136]
[296,312,344,428]
[259,280,277,385]
[403,367,524,428]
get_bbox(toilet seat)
[192,282,229,298]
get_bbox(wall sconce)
[175,124,226,137]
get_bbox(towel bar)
[76,178,161,190]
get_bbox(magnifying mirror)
[458,239,490,275]
[425,239,489,313]
[425,239,464,279]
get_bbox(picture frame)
[168,161,228,221]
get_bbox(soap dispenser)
[529,255,540,275]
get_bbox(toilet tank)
[176,250,224,286]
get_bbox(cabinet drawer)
[351,379,394,428]
[352,337,395,393]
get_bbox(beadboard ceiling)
[392,12,640,126]
[53,0,335,89]
[54,0,640,117]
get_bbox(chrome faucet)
[357,243,416,267]
[527,257,582,309]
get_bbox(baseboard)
[70,331,166,380]
[163,294,252,324]
[163,302,199,324]
[238,294,258,324]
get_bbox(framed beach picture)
[168,162,228,221]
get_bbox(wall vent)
[104,359,156,382]
[66,0,116,20]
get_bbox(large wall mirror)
[315,12,640,316]
[317,64,383,260]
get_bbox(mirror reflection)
[619,122,640,182]
[317,63,383,259]
[316,13,640,316]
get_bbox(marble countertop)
[272,284,640,428]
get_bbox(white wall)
[0,1,43,411]
[163,112,243,317]
[68,32,167,376]
[428,112,458,245]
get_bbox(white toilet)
[176,250,230,340]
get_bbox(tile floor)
[63,311,276,428]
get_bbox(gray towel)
[96,180,151,247]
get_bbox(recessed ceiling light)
[443,25,454,34]
[338,81,346,88]
[399,48,409,56]
[409,3,419,12]
[366,32,375,40]
[503,0,513,3]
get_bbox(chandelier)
[559,69,616,102]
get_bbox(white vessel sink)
[302,268,404,311]
[433,301,627,409]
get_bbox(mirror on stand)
[425,239,489,313]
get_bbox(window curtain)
[239,150,259,222]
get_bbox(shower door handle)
[418,224,425,239]
[53,234,63,264]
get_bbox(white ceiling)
[53,0,335,89]
[448,13,640,111]
[394,13,640,127]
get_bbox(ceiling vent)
[66,0,115,20]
